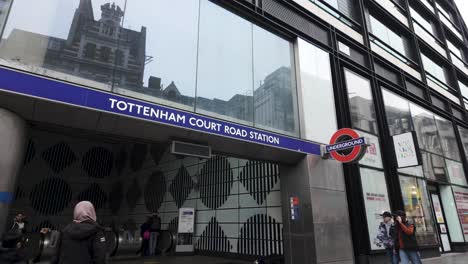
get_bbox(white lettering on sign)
[109,98,281,146]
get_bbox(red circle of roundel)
[329,128,362,163]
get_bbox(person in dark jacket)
[10,213,28,235]
[394,210,421,264]
[0,231,27,264]
[373,211,397,264]
[137,216,154,256]
[56,201,107,264]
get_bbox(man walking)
[374,211,397,264]
[394,210,422,264]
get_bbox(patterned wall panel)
[8,129,283,258]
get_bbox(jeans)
[149,232,159,255]
[399,249,422,264]
[385,248,398,264]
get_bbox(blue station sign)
[0,67,322,156]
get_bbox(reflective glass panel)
[0,0,12,35]
[459,81,468,99]
[399,175,438,246]
[445,159,467,186]
[253,25,298,135]
[440,186,464,242]
[369,15,406,57]
[421,54,447,85]
[421,151,447,182]
[196,0,253,124]
[410,7,434,35]
[382,89,413,136]
[434,115,461,161]
[410,103,442,153]
[296,38,336,143]
[345,69,378,135]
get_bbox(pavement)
[109,253,468,264]
[422,253,468,264]
[110,255,252,264]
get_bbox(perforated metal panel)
[262,0,329,45]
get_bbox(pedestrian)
[10,213,28,235]
[0,231,27,264]
[394,210,422,264]
[150,212,161,255]
[137,216,154,256]
[373,211,397,264]
[55,201,107,264]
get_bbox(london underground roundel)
[326,128,368,163]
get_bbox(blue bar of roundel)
[0,67,321,156]
[0,192,13,203]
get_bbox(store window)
[399,175,438,246]
[452,186,468,241]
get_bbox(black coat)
[0,247,27,264]
[56,221,107,264]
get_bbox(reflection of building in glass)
[0,0,12,35]
[349,96,378,134]
[254,67,295,132]
[0,0,147,88]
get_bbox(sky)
[455,0,468,25]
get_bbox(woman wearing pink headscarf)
[55,201,107,264]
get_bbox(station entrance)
[5,124,284,263]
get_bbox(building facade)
[0,0,468,263]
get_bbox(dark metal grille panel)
[199,156,233,209]
[239,161,279,205]
[262,0,329,45]
[197,217,231,253]
[238,214,283,256]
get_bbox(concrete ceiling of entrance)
[0,91,305,164]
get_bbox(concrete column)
[0,108,27,233]
[281,155,354,264]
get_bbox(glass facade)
[345,69,392,251]
[0,0,299,136]
[382,88,468,246]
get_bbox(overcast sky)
[455,0,468,25]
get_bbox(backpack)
[143,230,150,240]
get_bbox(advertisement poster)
[360,168,391,250]
[393,132,419,168]
[431,194,445,223]
[453,187,468,240]
[178,208,195,233]
[358,130,383,169]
